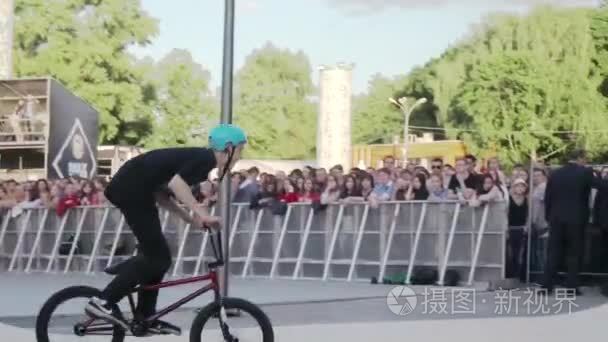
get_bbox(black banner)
[47,80,98,179]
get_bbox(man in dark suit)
[543,149,605,294]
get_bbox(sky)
[133,0,600,94]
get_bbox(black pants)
[542,222,584,290]
[598,226,608,273]
[100,200,172,317]
[506,227,527,281]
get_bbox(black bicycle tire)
[35,285,125,342]
[189,297,274,342]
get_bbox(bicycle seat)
[104,259,131,275]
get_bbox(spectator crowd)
[4,152,608,282]
[1,153,533,213]
[0,177,108,217]
[210,154,538,211]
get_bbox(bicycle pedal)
[147,322,182,336]
[147,328,180,336]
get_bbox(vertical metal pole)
[0,211,12,252]
[379,204,401,281]
[86,207,110,274]
[438,203,461,285]
[241,210,264,277]
[467,204,489,285]
[405,203,428,285]
[46,212,70,273]
[526,159,535,284]
[403,111,409,165]
[25,209,49,273]
[292,208,315,279]
[322,205,344,281]
[219,0,236,298]
[270,205,293,278]
[8,210,32,271]
[105,216,126,268]
[228,205,243,250]
[347,205,370,281]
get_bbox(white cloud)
[327,0,600,14]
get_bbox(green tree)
[395,6,608,165]
[352,72,440,145]
[234,42,316,159]
[451,52,562,163]
[352,74,406,144]
[13,0,158,145]
[144,49,218,148]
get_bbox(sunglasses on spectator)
[431,165,442,169]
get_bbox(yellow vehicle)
[352,139,468,169]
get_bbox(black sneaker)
[148,320,181,336]
[85,297,129,330]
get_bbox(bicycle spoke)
[37,286,127,342]
[196,305,267,341]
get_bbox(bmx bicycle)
[35,230,274,342]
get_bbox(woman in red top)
[57,183,81,216]
[295,177,305,192]
[298,178,320,203]
[279,179,299,203]
[80,181,100,206]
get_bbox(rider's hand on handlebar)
[195,214,221,230]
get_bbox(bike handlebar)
[207,229,224,267]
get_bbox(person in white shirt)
[470,174,505,207]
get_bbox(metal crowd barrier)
[0,118,47,143]
[0,201,507,284]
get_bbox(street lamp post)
[219,0,235,299]
[388,97,427,166]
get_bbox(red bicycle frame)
[135,268,220,323]
[77,231,227,336]
[132,228,226,323]
[80,268,222,335]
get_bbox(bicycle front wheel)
[36,286,125,342]
[190,297,273,342]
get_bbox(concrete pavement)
[0,273,606,341]
[1,301,606,342]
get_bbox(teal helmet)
[208,124,247,151]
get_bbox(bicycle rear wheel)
[36,286,125,342]
[190,297,273,342]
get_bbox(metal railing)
[0,117,46,143]
[0,201,507,284]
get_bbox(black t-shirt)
[448,173,481,193]
[106,147,217,202]
[508,195,528,227]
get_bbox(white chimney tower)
[317,63,354,170]
[0,0,15,78]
